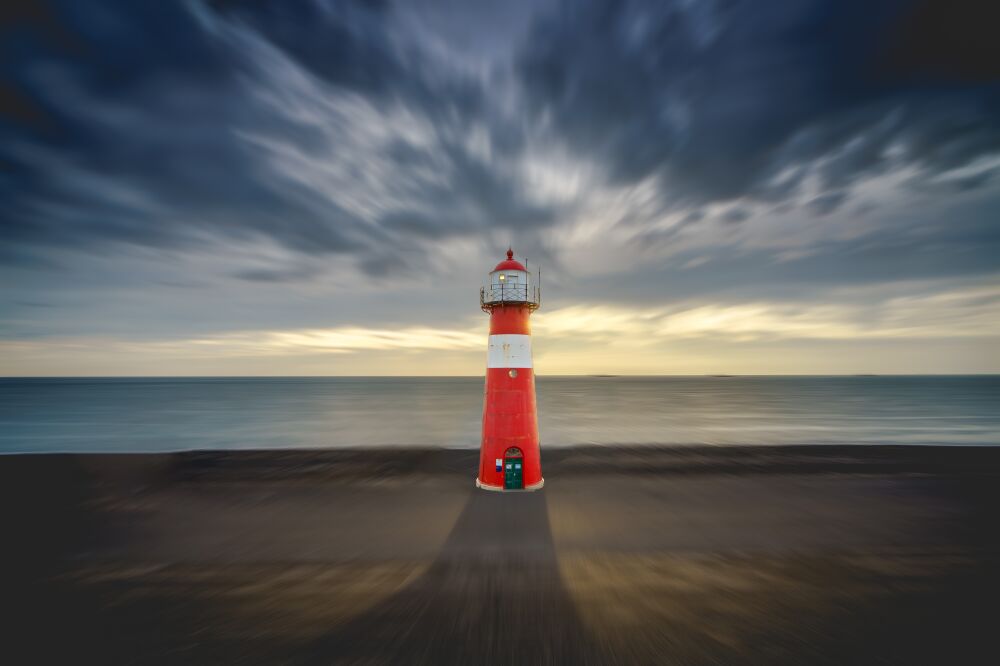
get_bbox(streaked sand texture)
[3,446,999,664]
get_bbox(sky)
[1,0,999,376]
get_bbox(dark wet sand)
[3,446,1000,664]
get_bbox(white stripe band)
[487,334,533,369]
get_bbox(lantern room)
[481,249,540,310]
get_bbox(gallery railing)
[480,284,541,311]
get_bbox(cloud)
[535,281,1000,342]
[808,191,848,216]
[3,279,997,376]
[721,208,751,224]
[197,326,485,356]
[0,0,556,276]
[2,0,998,281]
[0,0,998,376]
[0,323,465,370]
[518,0,1000,214]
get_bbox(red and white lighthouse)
[476,248,544,491]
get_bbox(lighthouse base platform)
[476,477,545,492]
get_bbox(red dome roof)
[493,248,527,272]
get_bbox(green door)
[504,459,523,489]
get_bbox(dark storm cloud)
[579,196,1000,309]
[210,0,489,123]
[2,2,348,249]
[518,0,1000,209]
[721,208,750,224]
[232,264,324,283]
[0,0,997,290]
[808,192,848,216]
[0,0,549,275]
[378,139,555,240]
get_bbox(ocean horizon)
[2,375,997,454]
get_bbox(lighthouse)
[476,248,544,491]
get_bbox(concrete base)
[475,477,545,492]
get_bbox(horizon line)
[2,373,998,379]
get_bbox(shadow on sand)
[311,489,597,664]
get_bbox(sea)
[1,376,997,453]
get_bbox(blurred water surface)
[1,376,997,453]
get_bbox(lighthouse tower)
[476,248,544,491]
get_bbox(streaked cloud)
[3,280,996,375]
[204,327,484,355]
[537,282,1000,342]
[1,0,998,375]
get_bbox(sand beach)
[4,445,1000,664]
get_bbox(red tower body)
[476,249,544,491]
